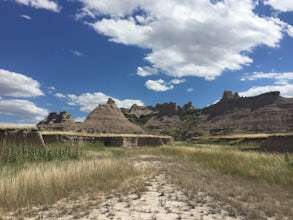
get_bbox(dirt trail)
[3,157,242,220]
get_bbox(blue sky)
[0,0,293,124]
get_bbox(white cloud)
[286,24,293,37]
[264,0,293,12]
[57,92,144,112]
[240,71,293,97]
[0,69,44,97]
[0,99,48,122]
[55,93,66,98]
[76,0,139,18]
[49,86,56,91]
[170,78,186,85]
[187,88,194,93]
[20,14,32,20]
[70,50,85,57]
[77,0,288,80]
[145,78,186,92]
[241,72,293,85]
[137,66,158,77]
[239,85,293,98]
[145,79,174,92]
[16,0,60,12]
[75,116,86,122]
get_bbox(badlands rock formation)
[198,91,293,134]
[81,98,144,134]
[37,91,292,140]
[123,91,293,139]
[37,111,76,131]
[37,99,145,134]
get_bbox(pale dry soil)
[2,155,247,220]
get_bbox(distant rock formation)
[260,135,293,153]
[221,91,240,101]
[37,111,76,131]
[195,91,293,135]
[37,91,293,139]
[124,101,198,139]
[122,91,293,139]
[81,98,144,134]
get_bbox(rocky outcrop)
[0,127,45,147]
[123,102,199,140]
[37,111,76,131]
[35,91,292,140]
[128,104,155,117]
[260,135,293,153]
[81,98,144,134]
[122,91,293,139]
[196,91,293,135]
[221,91,240,101]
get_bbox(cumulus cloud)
[145,78,186,92]
[240,71,293,97]
[137,66,158,77]
[170,78,186,85]
[0,69,44,97]
[239,85,293,98]
[20,14,32,20]
[15,0,60,12]
[55,93,66,98]
[241,72,293,85]
[145,79,174,92]
[77,0,289,80]
[0,99,48,122]
[56,92,144,112]
[264,0,293,12]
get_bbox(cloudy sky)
[0,0,293,123]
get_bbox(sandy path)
[3,158,242,220]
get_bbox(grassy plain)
[0,141,292,219]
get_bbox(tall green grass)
[0,144,82,165]
[159,146,293,188]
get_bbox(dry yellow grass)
[0,157,144,211]
[129,146,293,219]
[0,124,37,129]
[1,143,292,219]
[192,132,293,140]
[40,130,172,139]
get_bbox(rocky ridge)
[38,98,144,134]
[81,98,144,134]
[122,91,293,139]
[37,91,293,140]
[37,111,76,131]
